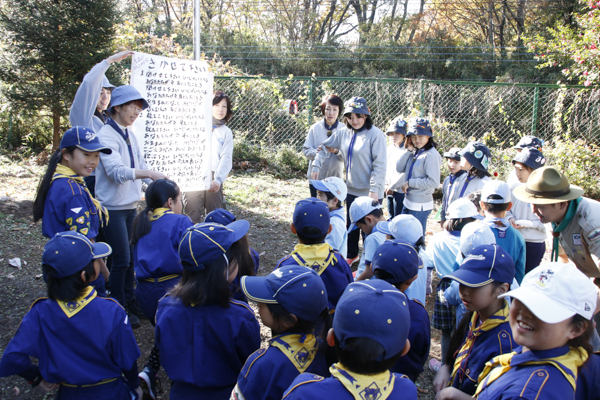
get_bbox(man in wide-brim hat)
[513,166,600,280]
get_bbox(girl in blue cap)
[452,141,492,202]
[33,126,113,297]
[232,266,330,400]
[130,178,193,398]
[156,222,260,399]
[0,232,142,400]
[432,244,516,397]
[396,117,442,237]
[94,85,168,327]
[311,96,387,266]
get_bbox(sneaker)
[127,310,141,330]
[127,300,148,320]
[345,255,360,266]
[429,358,442,373]
[139,367,159,400]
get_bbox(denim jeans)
[387,191,405,219]
[102,208,137,306]
[401,206,431,238]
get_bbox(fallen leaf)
[6,273,15,279]
[35,274,43,279]
[259,251,266,256]
[13,387,19,396]
[8,258,21,269]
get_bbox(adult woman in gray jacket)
[396,118,442,237]
[311,96,387,264]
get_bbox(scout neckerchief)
[551,197,582,262]
[107,118,135,168]
[450,300,510,386]
[459,174,477,198]
[443,170,466,214]
[270,333,319,374]
[150,207,173,222]
[324,119,339,137]
[482,216,512,232]
[346,126,366,177]
[52,165,109,227]
[329,363,396,400]
[290,243,336,275]
[57,286,97,318]
[474,345,587,396]
[405,148,425,194]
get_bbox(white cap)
[377,214,423,245]
[348,197,382,232]
[481,180,512,204]
[310,177,347,202]
[460,221,496,257]
[447,198,480,220]
[499,262,597,323]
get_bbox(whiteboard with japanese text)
[130,52,214,192]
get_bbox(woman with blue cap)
[310,96,387,266]
[95,85,167,328]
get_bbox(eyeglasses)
[127,104,143,113]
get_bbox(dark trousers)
[525,241,546,275]
[346,194,383,259]
[102,208,137,306]
[309,183,317,198]
[387,191,405,219]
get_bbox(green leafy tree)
[0,0,119,149]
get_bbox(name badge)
[573,233,582,246]
[498,230,506,238]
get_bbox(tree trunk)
[52,110,61,151]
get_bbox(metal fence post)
[308,77,314,127]
[420,79,425,117]
[531,86,540,136]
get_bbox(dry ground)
[0,156,470,399]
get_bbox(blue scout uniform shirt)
[327,207,348,258]
[449,301,515,395]
[231,247,261,303]
[426,231,461,278]
[282,363,418,400]
[0,288,140,398]
[134,210,193,280]
[491,225,526,284]
[576,352,600,400]
[156,295,260,400]
[391,299,430,382]
[475,345,586,400]
[43,177,100,240]
[276,243,353,313]
[233,333,329,400]
[356,231,387,277]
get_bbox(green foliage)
[232,136,307,180]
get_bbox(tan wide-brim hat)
[513,166,585,204]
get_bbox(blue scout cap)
[513,136,543,150]
[293,198,331,238]
[42,231,112,278]
[204,208,236,225]
[60,126,112,154]
[348,196,382,232]
[407,117,433,137]
[443,147,462,161]
[241,266,328,322]
[334,280,411,361]
[459,141,492,173]
[447,244,515,286]
[178,221,249,271]
[372,240,419,284]
[310,176,347,202]
[386,118,408,135]
[108,85,149,114]
[102,76,116,89]
[512,148,546,171]
[343,96,370,116]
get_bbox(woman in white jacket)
[184,91,234,223]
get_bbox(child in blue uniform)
[440,147,467,224]
[442,263,597,400]
[577,351,600,400]
[282,280,417,400]
[156,222,261,400]
[0,232,141,399]
[433,244,516,397]
[350,196,387,281]
[33,126,112,297]
[276,198,353,314]
[372,240,431,382]
[312,176,349,258]
[480,180,526,284]
[204,208,260,303]
[232,266,330,400]
[374,214,432,304]
[130,179,193,399]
